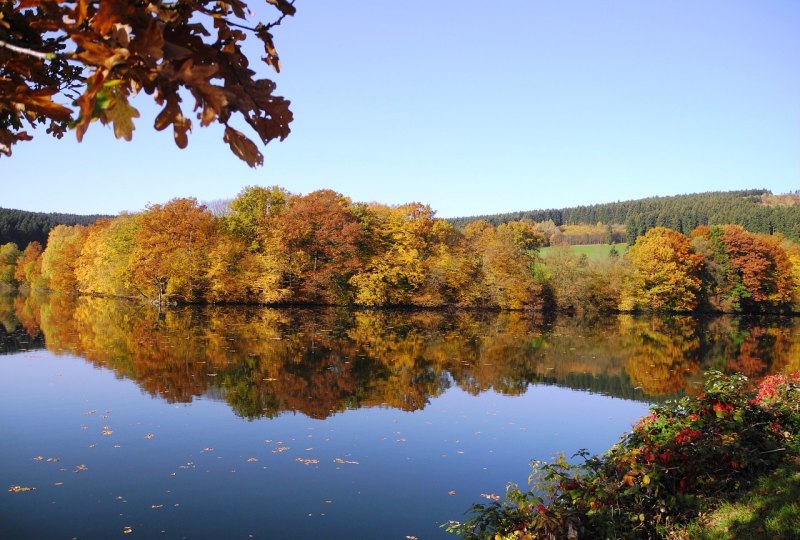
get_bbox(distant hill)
[0,208,108,248]
[448,190,800,242]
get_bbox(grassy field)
[540,242,629,261]
[671,456,800,540]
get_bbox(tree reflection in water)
[1,293,798,417]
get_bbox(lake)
[1,294,797,539]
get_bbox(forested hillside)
[0,208,107,247]
[449,190,800,242]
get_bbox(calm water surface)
[1,295,797,539]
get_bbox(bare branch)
[0,39,58,61]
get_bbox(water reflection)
[1,294,798,417]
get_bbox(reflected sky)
[2,295,799,538]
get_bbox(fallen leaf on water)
[396,438,407,443]
[272,446,289,454]
[88,444,96,448]
[295,458,319,465]
[247,458,258,462]
[333,458,359,465]
[201,447,214,452]
[46,457,60,462]
[83,410,97,416]
[407,536,419,540]
[151,504,163,509]
[447,490,456,495]
[33,456,44,461]
[101,427,113,436]
[123,526,132,534]
[53,482,64,486]
[144,433,154,440]
[480,493,500,501]
[74,464,88,473]
[8,485,35,493]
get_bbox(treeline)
[3,294,799,416]
[0,207,108,248]
[449,190,800,243]
[0,186,798,313]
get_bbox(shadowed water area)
[1,294,798,539]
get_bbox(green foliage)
[0,242,21,285]
[448,371,800,539]
[449,190,800,243]
[540,243,628,262]
[0,207,106,248]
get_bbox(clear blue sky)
[1,0,798,218]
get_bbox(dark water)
[1,294,798,539]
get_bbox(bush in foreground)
[447,371,800,539]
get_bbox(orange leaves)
[625,227,703,312]
[98,83,140,141]
[3,86,72,121]
[223,127,263,168]
[93,0,131,36]
[154,98,192,149]
[719,225,794,306]
[129,198,216,302]
[0,0,294,163]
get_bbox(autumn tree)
[75,215,138,297]
[0,241,21,286]
[220,185,289,250]
[0,0,295,165]
[14,240,43,287]
[349,203,464,306]
[128,198,215,303]
[622,227,702,311]
[463,220,544,309]
[205,185,292,303]
[278,190,365,304]
[40,224,88,291]
[692,225,795,311]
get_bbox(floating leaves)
[295,458,319,465]
[333,458,359,465]
[122,526,133,534]
[8,485,36,493]
[272,446,289,454]
[74,464,88,473]
[480,493,501,501]
[144,433,155,440]
[101,427,114,436]
[246,457,258,462]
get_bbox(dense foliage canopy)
[0,0,295,165]
[1,186,799,313]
